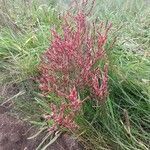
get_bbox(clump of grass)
[0,0,60,117]
[73,0,150,149]
[78,51,150,149]
[0,0,60,82]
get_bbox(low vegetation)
[0,0,150,149]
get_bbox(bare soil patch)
[0,82,83,150]
[0,106,83,150]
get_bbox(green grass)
[0,0,59,118]
[0,0,150,149]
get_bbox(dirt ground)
[0,106,83,150]
[0,83,83,150]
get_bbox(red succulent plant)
[39,0,111,131]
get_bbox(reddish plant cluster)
[39,0,111,131]
[43,87,82,131]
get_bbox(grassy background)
[0,0,150,149]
